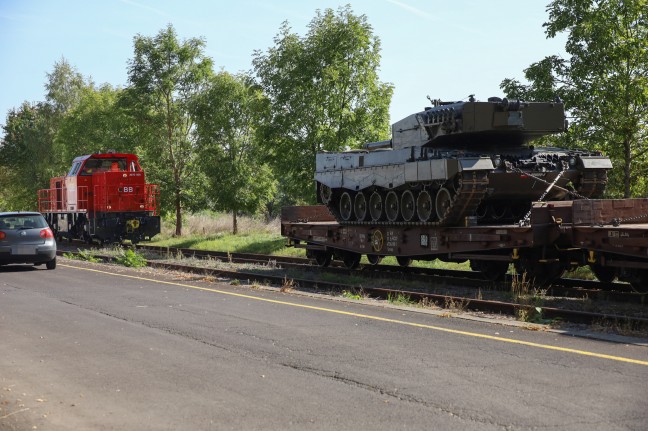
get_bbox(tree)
[501,0,648,197]
[56,84,139,163]
[192,72,277,234]
[45,57,89,115]
[0,103,58,210]
[252,5,393,203]
[126,24,213,236]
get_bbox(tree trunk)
[232,211,238,235]
[624,139,631,198]
[175,188,182,236]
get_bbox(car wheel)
[46,257,57,270]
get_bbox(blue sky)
[0,0,567,128]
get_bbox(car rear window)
[0,215,48,230]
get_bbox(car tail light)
[0,231,5,240]
[40,228,54,239]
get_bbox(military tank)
[315,96,612,226]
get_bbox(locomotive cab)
[38,153,160,244]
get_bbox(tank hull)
[315,97,612,226]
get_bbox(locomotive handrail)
[37,185,88,212]
[146,184,160,216]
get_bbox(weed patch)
[280,276,295,292]
[114,249,147,268]
[388,292,415,306]
[342,289,366,300]
[64,249,101,263]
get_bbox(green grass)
[114,248,148,267]
[64,249,101,263]
[150,232,297,256]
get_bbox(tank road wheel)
[320,184,333,205]
[470,260,509,282]
[396,256,412,267]
[369,191,384,222]
[385,191,401,222]
[488,204,509,221]
[354,192,368,221]
[416,190,434,222]
[367,254,383,265]
[435,187,454,222]
[342,252,362,269]
[339,192,354,221]
[401,190,416,222]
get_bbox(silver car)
[0,212,57,269]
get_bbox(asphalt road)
[1,259,647,430]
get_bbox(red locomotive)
[38,152,160,244]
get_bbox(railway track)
[132,245,645,304]
[57,244,648,329]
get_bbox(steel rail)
[132,244,645,304]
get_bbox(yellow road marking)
[61,264,648,366]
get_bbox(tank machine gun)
[315,96,611,226]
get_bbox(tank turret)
[315,96,612,226]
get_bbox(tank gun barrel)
[363,140,392,151]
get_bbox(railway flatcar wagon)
[38,152,160,244]
[281,199,648,289]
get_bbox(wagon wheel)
[416,190,434,222]
[470,260,509,282]
[589,264,616,283]
[313,250,332,267]
[369,191,384,221]
[339,191,354,221]
[401,190,416,222]
[385,191,400,222]
[396,256,412,267]
[342,252,362,269]
[354,192,368,221]
[367,254,382,265]
[514,256,565,287]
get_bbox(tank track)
[326,170,490,227]
[437,170,489,226]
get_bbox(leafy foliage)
[0,58,92,210]
[56,84,139,162]
[192,72,277,234]
[125,24,214,235]
[501,0,648,197]
[253,5,393,202]
[0,102,59,210]
[114,248,148,267]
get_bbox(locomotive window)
[68,162,82,176]
[79,158,128,174]
[80,159,102,175]
[130,161,141,172]
[104,159,127,171]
